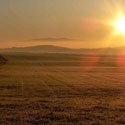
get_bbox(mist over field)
[0,52,124,124]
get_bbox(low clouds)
[29,37,76,42]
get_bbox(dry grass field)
[0,53,125,124]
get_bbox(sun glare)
[115,17,125,33]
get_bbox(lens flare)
[80,53,99,71]
[116,50,125,70]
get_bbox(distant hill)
[0,45,124,55]
[0,45,75,53]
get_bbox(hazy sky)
[0,0,125,48]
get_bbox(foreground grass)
[0,53,125,124]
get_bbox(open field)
[0,53,125,124]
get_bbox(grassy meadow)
[0,53,125,124]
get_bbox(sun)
[115,17,125,33]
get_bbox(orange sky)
[0,0,125,48]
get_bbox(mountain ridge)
[0,45,124,55]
